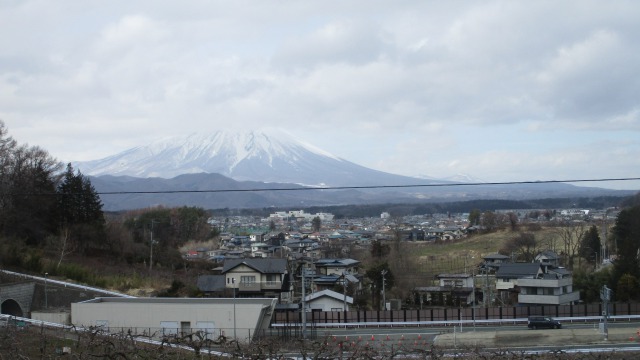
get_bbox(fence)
[273,302,640,325]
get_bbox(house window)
[241,276,256,284]
[265,274,279,286]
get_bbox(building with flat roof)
[71,297,277,343]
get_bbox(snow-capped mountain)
[75,129,629,211]
[415,173,486,183]
[75,129,430,187]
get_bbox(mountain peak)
[75,128,374,185]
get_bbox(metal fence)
[273,302,640,325]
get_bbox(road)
[293,321,640,354]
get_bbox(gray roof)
[313,275,340,284]
[221,258,288,274]
[305,289,353,304]
[314,258,360,267]
[548,267,572,277]
[536,250,559,258]
[312,273,359,284]
[495,263,542,278]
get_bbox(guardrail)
[0,269,135,298]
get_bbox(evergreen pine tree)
[610,204,640,298]
[579,225,601,263]
[56,163,105,253]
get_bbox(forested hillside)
[0,121,216,294]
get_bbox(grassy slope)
[393,227,562,287]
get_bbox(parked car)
[527,316,562,329]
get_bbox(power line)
[5,176,639,197]
[94,177,640,195]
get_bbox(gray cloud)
[1,0,639,189]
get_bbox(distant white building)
[268,210,334,221]
[560,209,589,216]
[381,212,390,219]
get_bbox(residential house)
[495,263,543,291]
[443,226,465,239]
[250,242,271,258]
[481,253,511,273]
[517,266,580,305]
[495,262,579,305]
[221,258,290,300]
[312,275,342,291]
[314,258,360,277]
[535,250,560,267]
[425,228,456,241]
[283,239,318,254]
[414,273,475,306]
[409,229,426,241]
[304,289,353,312]
[249,231,266,243]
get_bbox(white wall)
[71,297,276,343]
[308,296,349,311]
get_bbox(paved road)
[295,321,640,353]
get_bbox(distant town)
[192,206,619,311]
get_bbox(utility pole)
[342,272,348,314]
[484,269,490,308]
[301,266,307,339]
[232,278,237,340]
[603,211,609,261]
[601,285,612,341]
[44,272,48,309]
[381,269,388,311]
[149,220,156,272]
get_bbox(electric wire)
[95,177,640,195]
[4,177,639,196]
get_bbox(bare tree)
[538,231,561,254]
[502,232,538,262]
[507,212,519,231]
[481,211,498,232]
[555,221,587,269]
[54,225,77,270]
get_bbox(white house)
[304,289,353,312]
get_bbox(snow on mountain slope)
[75,129,429,187]
[415,173,486,183]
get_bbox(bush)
[23,251,42,273]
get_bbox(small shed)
[304,289,353,312]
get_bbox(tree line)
[0,121,216,275]
[0,121,103,258]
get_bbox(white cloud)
[1,0,639,189]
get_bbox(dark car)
[527,316,561,329]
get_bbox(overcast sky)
[2,1,639,190]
